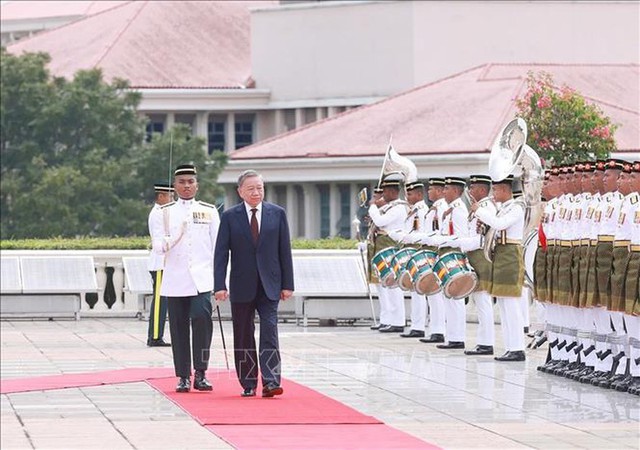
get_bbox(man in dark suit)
[214,170,294,398]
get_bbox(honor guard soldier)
[420,178,448,343]
[147,181,175,347]
[623,161,640,394]
[149,164,220,393]
[457,175,497,355]
[399,180,428,338]
[368,172,410,332]
[473,175,527,361]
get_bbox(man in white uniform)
[149,164,220,392]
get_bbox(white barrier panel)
[20,256,98,293]
[122,257,153,294]
[293,256,367,297]
[0,257,22,294]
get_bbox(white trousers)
[381,285,405,327]
[409,291,427,331]
[519,287,531,328]
[444,297,466,343]
[625,315,640,377]
[377,285,390,325]
[497,297,525,352]
[473,291,494,346]
[427,291,446,335]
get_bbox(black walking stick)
[215,303,230,370]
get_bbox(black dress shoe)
[495,351,526,362]
[464,345,494,355]
[370,323,386,330]
[241,387,256,397]
[419,333,445,343]
[379,325,404,333]
[400,330,425,338]
[147,338,171,347]
[176,377,190,393]
[262,384,284,398]
[436,341,465,349]
[193,370,212,391]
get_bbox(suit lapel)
[235,204,254,245]
[257,203,272,248]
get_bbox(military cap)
[582,161,595,173]
[550,166,560,177]
[405,181,425,191]
[153,181,174,192]
[444,176,466,187]
[622,161,632,173]
[595,160,607,171]
[493,174,515,185]
[605,158,625,171]
[428,177,445,186]
[513,190,523,199]
[174,164,197,176]
[380,172,403,188]
[633,161,640,173]
[468,175,492,185]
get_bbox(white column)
[329,183,340,237]
[165,112,175,131]
[225,112,236,152]
[195,112,209,152]
[294,108,305,129]
[350,183,358,239]
[225,186,237,209]
[316,107,327,121]
[327,106,340,117]
[286,184,299,238]
[274,109,286,135]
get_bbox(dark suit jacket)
[214,202,294,302]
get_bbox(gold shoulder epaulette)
[160,202,175,209]
[198,201,217,209]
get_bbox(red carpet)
[0,367,174,394]
[146,373,381,425]
[207,424,438,449]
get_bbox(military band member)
[456,175,497,355]
[147,181,175,347]
[513,189,531,334]
[399,180,428,338]
[368,172,410,332]
[420,178,448,343]
[149,164,220,393]
[473,175,526,361]
[407,177,470,349]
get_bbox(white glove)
[357,242,368,253]
[402,233,420,244]
[388,230,404,242]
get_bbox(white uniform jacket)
[147,203,165,272]
[150,198,220,297]
[475,198,525,241]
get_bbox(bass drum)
[523,230,538,289]
[433,251,478,300]
[371,247,398,287]
[407,250,440,295]
[391,248,418,291]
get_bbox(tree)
[514,71,618,165]
[0,48,227,238]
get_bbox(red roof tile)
[231,63,639,160]
[7,1,271,89]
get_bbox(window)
[318,184,330,238]
[208,117,225,154]
[145,114,165,142]
[338,184,351,238]
[235,114,254,149]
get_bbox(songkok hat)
[605,158,625,171]
[444,176,466,187]
[405,181,425,191]
[622,161,632,173]
[153,181,174,192]
[380,172,403,188]
[560,165,574,174]
[633,161,640,173]
[174,164,197,176]
[493,174,515,185]
[544,171,551,180]
[428,177,445,186]
[468,174,492,186]
[595,160,607,171]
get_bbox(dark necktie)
[250,208,259,243]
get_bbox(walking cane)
[215,302,230,370]
[353,216,378,327]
